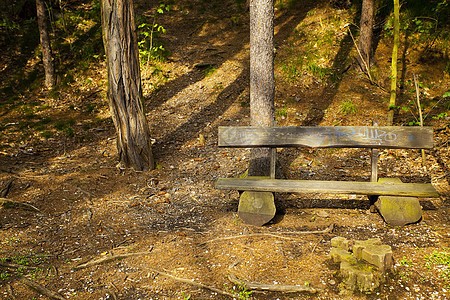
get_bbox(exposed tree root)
[1,179,14,197]
[73,248,154,270]
[227,273,318,294]
[19,277,66,300]
[202,224,334,245]
[6,283,16,300]
[0,261,37,270]
[143,267,235,297]
[0,197,42,213]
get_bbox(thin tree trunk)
[387,0,399,125]
[101,0,154,171]
[357,0,374,73]
[36,0,55,88]
[248,0,275,176]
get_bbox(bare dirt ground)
[0,0,449,299]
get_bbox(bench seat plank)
[218,126,434,149]
[216,178,439,197]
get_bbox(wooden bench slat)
[218,126,434,149]
[216,178,439,198]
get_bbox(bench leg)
[373,178,423,226]
[238,191,276,226]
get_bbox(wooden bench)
[215,126,439,225]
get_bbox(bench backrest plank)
[218,126,433,149]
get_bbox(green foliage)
[274,0,300,10]
[1,271,10,281]
[53,1,104,66]
[307,9,316,16]
[181,292,191,300]
[225,282,252,299]
[137,3,170,64]
[0,251,50,282]
[407,120,421,126]
[204,66,217,77]
[54,119,76,137]
[383,0,449,52]
[276,107,288,117]
[340,100,357,115]
[432,112,448,120]
[282,63,300,82]
[0,18,19,31]
[425,249,450,285]
[308,63,331,80]
[400,256,413,267]
[85,103,98,114]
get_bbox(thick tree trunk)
[101,0,154,171]
[387,0,399,125]
[248,0,275,176]
[36,0,55,88]
[357,0,374,73]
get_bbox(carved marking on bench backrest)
[219,126,433,149]
[334,128,356,144]
[357,127,397,144]
[221,127,258,145]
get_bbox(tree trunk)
[357,0,374,73]
[248,0,275,176]
[101,0,154,171]
[387,0,399,125]
[36,0,55,88]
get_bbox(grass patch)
[54,119,76,137]
[340,100,357,115]
[425,249,449,285]
[204,66,217,77]
[276,107,288,117]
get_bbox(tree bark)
[248,0,275,176]
[357,0,374,73]
[101,0,154,171]
[387,0,399,125]
[36,0,55,88]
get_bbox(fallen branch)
[0,197,42,214]
[144,267,235,297]
[227,273,317,294]
[344,25,388,93]
[19,277,66,300]
[73,248,154,271]
[201,224,334,245]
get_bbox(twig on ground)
[227,273,317,293]
[73,248,154,270]
[0,197,42,214]
[6,283,16,300]
[0,261,37,270]
[309,239,322,260]
[201,224,334,245]
[108,289,118,300]
[19,277,66,300]
[1,179,14,197]
[144,267,235,297]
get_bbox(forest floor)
[0,0,449,299]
